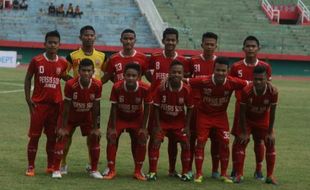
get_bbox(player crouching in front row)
[52,58,103,179]
[102,63,151,181]
[233,65,278,185]
[147,60,193,182]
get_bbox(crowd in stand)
[48,3,83,18]
[0,0,28,10]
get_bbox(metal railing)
[261,0,280,23]
[135,0,168,47]
[297,0,310,24]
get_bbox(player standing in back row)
[61,25,106,174]
[230,36,272,181]
[146,28,190,178]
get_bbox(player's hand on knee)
[57,128,69,141]
[265,132,275,146]
[238,132,249,144]
[138,128,148,145]
[182,127,190,138]
[90,128,101,140]
[107,128,117,144]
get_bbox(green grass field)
[0,68,309,190]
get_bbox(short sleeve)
[27,58,36,75]
[109,84,118,103]
[64,82,73,100]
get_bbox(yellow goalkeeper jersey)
[66,48,106,80]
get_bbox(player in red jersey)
[189,32,220,178]
[24,31,68,176]
[230,36,272,180]
[102,29,148,84]
[103,63,151,180]
[147,60,193,181]
[52,59,103,179]
[187,57,247,183]
[233,66,278,185]
[146,28,190,178]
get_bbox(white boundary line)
[0,81,33,94]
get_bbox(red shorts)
[154,128,189,143]
[249,126,270,141]
[196,110,230,144]
[196,127,230,144]
[115,114,143,130]
[196,110,229,130]
[57,112,93,136]
[28,103,61,137]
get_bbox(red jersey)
[230,59,272,100]
[64,77,102,115]
[189,75,247,115]
[110,80,152,120]
[240,82,278,128]
[27,53,67,104]
[189,54,216,102]
[105,50,148,82]
[153,81,194,129]
[148,51,189,92]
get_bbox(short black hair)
[124,63,141,74]
[79,58,94,70]
[80,25,95,36]
[202,32,218,41]
[253,65,267,75]
[45,30,60,42]
[243,35,260,47]
[121,29,136,38]
[169,60,184,69]
[163,27,178,40]
[214,57,230,67]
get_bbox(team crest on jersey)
[179,97,184,104]
[90,94,95,101]
[119,96,124,103]
[73,92,78,100]
[135,97,141,104]
[56,67,62,75]
[162,95,166,103]
[203,88,212,96]
[95,59,101,66]
[264,99,269,105]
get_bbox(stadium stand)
[0,0,159,47]
[153,0,310,55]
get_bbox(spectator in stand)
[56,4,65,17]
[74,5,83,18]
[13,0,20,9]
[20,0,28,10]
[66,3,74,17]
[48,3,56,15]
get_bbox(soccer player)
[189,32,220,178]
[101,29,149,177]
[103,63,151,180]
[233,66,278,185]
[187,57,247,183]
[230,36,272,180]
[101,28,148,84]
[61,25,106,174]
[146,28,190,177]
[24,30,68,176]
[52,58,102,179]
[147,60,193,181]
